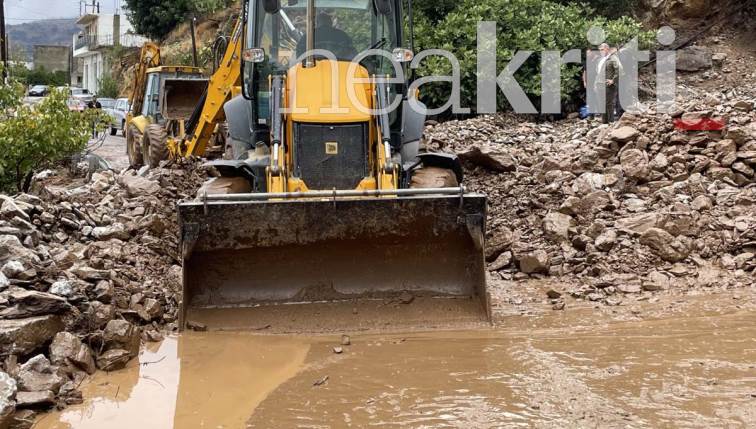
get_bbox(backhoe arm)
[181,18,244,157]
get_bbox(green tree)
[412,0,653,112]
[0,73,110,192]
[125,0,192,40]
[124,0,235,40]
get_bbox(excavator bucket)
[177,191,489,333]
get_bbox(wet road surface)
[34,292,756,428]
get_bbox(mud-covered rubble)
[0,159,206,422]
[426,93,756,312]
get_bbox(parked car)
[70,87,95,103]
[66,98,87,112]
[28,85,49,97]
[108,98,130,136]
[98,98,116,110]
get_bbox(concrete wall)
[33,45,70,73]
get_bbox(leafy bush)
[13,66,69,87]
[412,0,654,112]
[0,76,110,192]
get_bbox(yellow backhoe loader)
[177,0,489,332]
[126,43,208,168]
[126,18,244,168]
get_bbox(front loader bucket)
[178,192,489,333]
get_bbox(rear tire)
[143,124,169,169]
[126,124,144,168]
[410,167,459,189]
[110,127,117,136]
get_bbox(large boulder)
[458,146,517,173]
[639,228,691,263]
[542,212,574,241]
[0,316,63,357]
[516,250,550,274]
[103,320,141,357]
[96,349,132,372]
[0,290,69,320]
[0,236,38,266]
[49,332,96,375]
[676,46,712,72]
[16,355,64,393]
[119,175,160,197]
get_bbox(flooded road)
[35,293,756,428]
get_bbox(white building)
[72,14,147,94]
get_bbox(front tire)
[142,124,169,169]
[126,124,144,168]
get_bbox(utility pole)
[0,0,7,81]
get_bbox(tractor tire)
[126,124,144,168]
[142,124,169,169]
[410,167,459,189]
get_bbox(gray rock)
[0,290,68,320]
[49,332,96,375]
[691,195,713,211]
[96,349,131,371]
[48,280,74,298]
[0,197,29,221]
[0,371,16,427]
[542,212,574,241]
[0,315,63,357]
[15,390,55,409]
[0,262,24,279]
[119,175,160,197]
[0,273,7,291]
[639,228,691,263]
[620,149,650,180]
[643,271,671,291]
[609,126,640,143]
[103,320,141,357]
[69,265,110,281]
[87,302,115,329]
[488,251,513,271]
[459,146,517,173]
[91,224,130,241]
[517,250,550,274]
[16,355,63,393]
[93,281,114,304]
[0,236,38,265]
[616,213,663,235]
[595,229,618,252]
[676,46,712,72]
[485,227,513,261]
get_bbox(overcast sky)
[5,0,123,23]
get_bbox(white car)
[108,98,130,136]
[70,87,95,103]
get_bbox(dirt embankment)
[425,29,755,319]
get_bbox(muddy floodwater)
[35,293,756,428]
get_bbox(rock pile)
[426,95,755,311]
[0,158,206,422]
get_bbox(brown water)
[35,295,756,429]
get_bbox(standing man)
[596,43,621,123]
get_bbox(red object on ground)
[674,117,727,131]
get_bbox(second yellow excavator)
[126,17,244,168]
